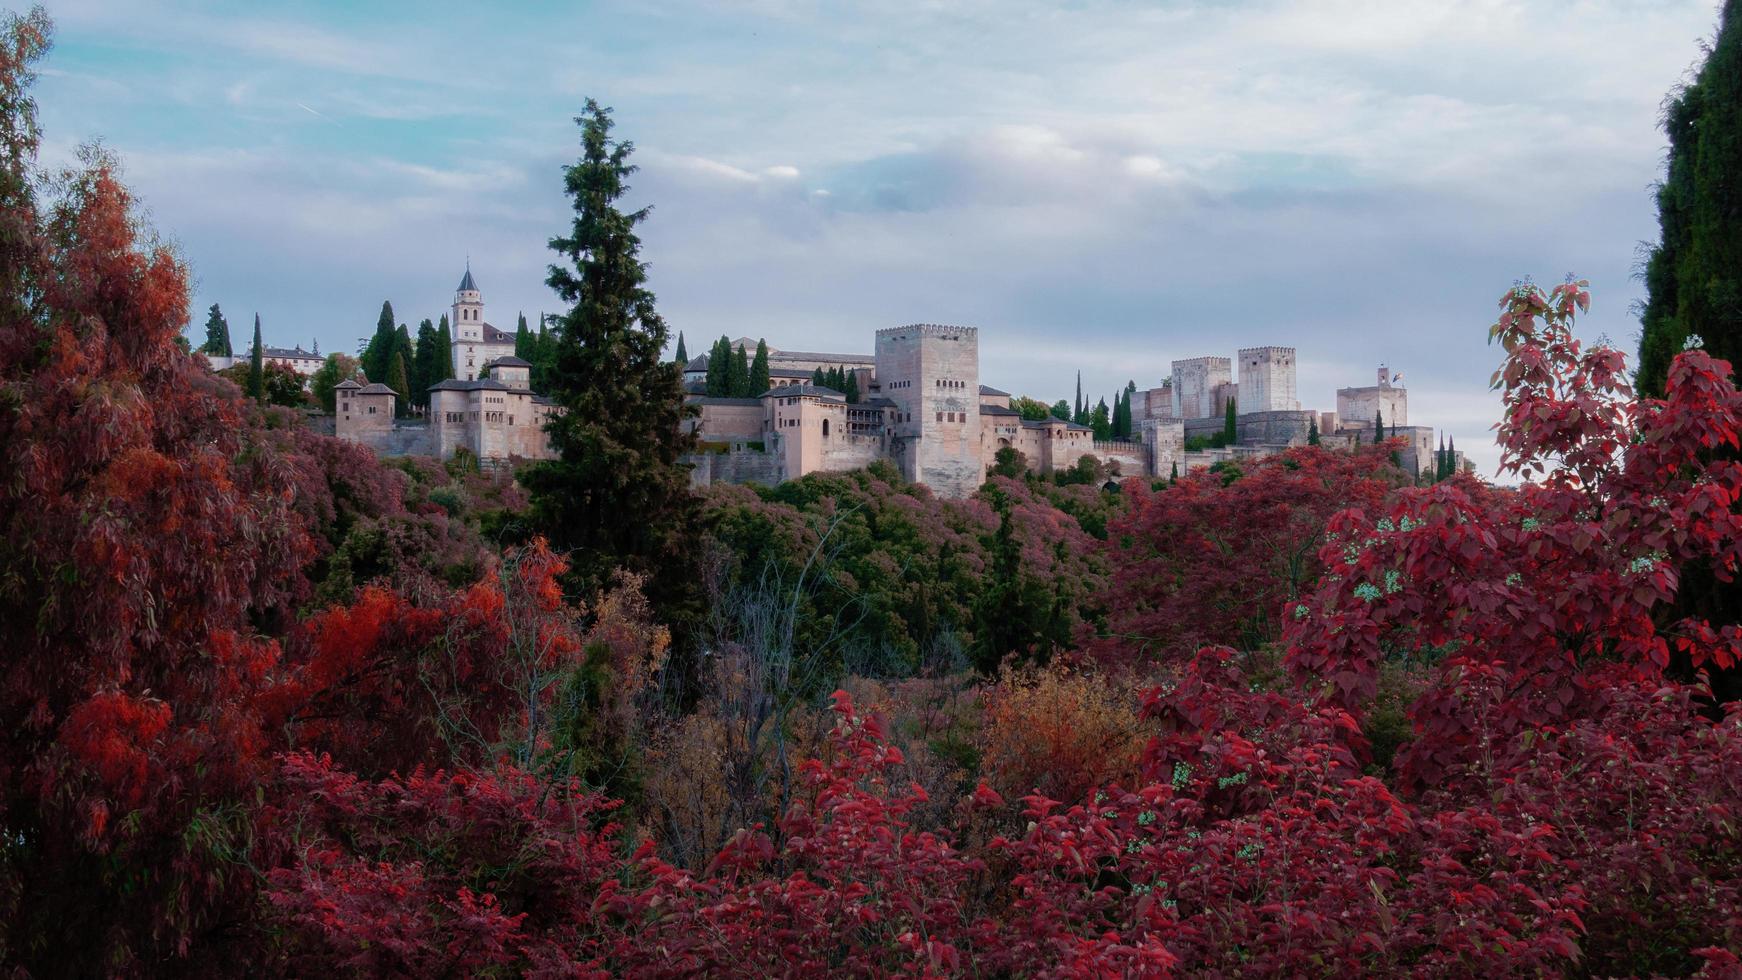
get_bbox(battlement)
[1238,346,1296,357]
[876,323,979,341]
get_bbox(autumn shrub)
[978,663,1145,805]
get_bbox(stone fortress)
[326,267,1468,494]
[685,332,1466,498]
[334,269,562,462]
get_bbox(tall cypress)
[435,314,454,382]
[1374,407,1385,444]
[1638,0,1742,395]
[386,351,411,415]
[362,300,395,382]
[523,99,702,634]
[515,311,531,357]
[1074,370,1083,421]
[1223,396,1237,444]
[246,313,264,401]
[707,336,730,396]
[412,318,441,406]
[1308,417,1321,446]
[734,345,752,397]
[748,339,770,396]
[200,303,231,356]
[674,331,688,365]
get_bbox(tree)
[386,351,411,415]
[435,314,453,380]
[843,370,859,404]
[748,339,769,396]
[311,352,361,412]
[674,330,687,365]
[1090,398,1111,441]
[515,310,530,357]
[523,98,703,631]
[734,344,751,397]
[247,312,264,401]
[707,336,731,396]
[362,300,396,383]
[1374,406,1385,443]
[412,318,441,406]
[1223,395,1237,445]
[1637,0,1742,396]
[199,302,231,356]
[1009,395,1050,421]
[1074,369,1083,421]
[1307,416,1321,446]
[1049,399,1071,421]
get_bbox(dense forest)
[4,5,1742,977]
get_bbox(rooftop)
[486,354,531,368]
[429,378,511,393]
[759,384,846,400]
[979,384,1010,396]
[356,382,397,395]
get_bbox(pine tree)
[1637,0,1742,395]
[1375,407,1385,444]
[1223,396,1237,445]
[199,303,231,356]
[674,331,688,365]
[247,313,264,401]
[1049,399,1070,421]
[1308,417,1320,446]
[386,351,411,415]
[523,98,702,638]
[749,339,770,395]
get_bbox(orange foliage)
[978,663,1146,805]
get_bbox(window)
[367,406,376,415]
[822,419,830,437]
[936,412,943,422]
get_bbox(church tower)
[451,264,485,380]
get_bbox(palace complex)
[315,268,1466,495]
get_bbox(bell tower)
[451,263,485,379]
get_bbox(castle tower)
[451,264,485,380]
[875,324,980,497]
[1170,356,1232,419]
[1236,346,1299,413]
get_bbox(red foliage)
[1096,445,1400,667]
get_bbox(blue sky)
[35,0,1729,474]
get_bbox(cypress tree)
[674,331,688,365]
[386,351,411,415]
[1308,417,1320,446]
[749,339,770,395]
[1374,407,1385,444]
[515,311,531,358]
[435,315,454,381]
[412,318,441,407]
[1091,398,1111,441]
[1169,460,1178,483]
[704,336,726,396]
[246,314,264,401]
[523,98,702,639]
[1637,0,1742,396]
[812,366,825,387]
[1223,396,1237,444]
[844,370,860,404]
[734,345,752,397]
[1448,436,1457,476]
[362,300,395,382]
[394,322,413,380]
[1074,370,1083,421]
[199,303,231,356]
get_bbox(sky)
[33,0,1730,475]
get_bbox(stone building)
[450,266,517,381]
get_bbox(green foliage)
[971,489,1073,671]
[523,99,703,636]
[1010,395,1052,421]
[706,335,732,396]
[1090,399,1111,440]
[748,339,769,395]
[1307,417,1320,446]
[1375,407,1385,443]
[386,351,411,415]
[674,331,687,365]
[199,302,231,356]
[247,313,264,401]
[310,352,360,412]
[361,300,396,383]
[1049,399,1071,421]
[412,318,443,406]
[990,445,1026,478]
[1638,0,1742,395]
[1224,395,1238,444]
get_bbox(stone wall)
[1336,383,1407,430]
[875,324,981,498]
[1139,418,1185,477]
[1236,409,1315,447]
[1092,440,1148,478]
[686,447,783,488]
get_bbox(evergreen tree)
[199,303,231,356]
[1375,407,1385,444]
[1223,396,1237,445]
[706,336,729,396]
[749,339,770,395]
[362,300,396,382]
[734,345,752,397]
[1308,417,1321,446]
[843,371,859,404]
[1637,0,1742,395]
[515,311,531,358]
[1049,399,1071,421]
[394,322,413,380]
[1448,436,1457,476]
[1169,460,1179,483]
[246,313,264,401]
[522,99,702,638]
[811,366,825,388]
[386,351,411,415]
[412,319,441,407]
[1091,398,1111,441]
[1074,370,1083,421]
[436,314,454,382]
[674,331,688,365]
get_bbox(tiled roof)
[769,350,874,365]
[980,404,1020,416]
[759,384,845,400]
[689,396,765,407]
[486,354,531,367]
[260,345,321,360]
[335,379,362,390]
[356,382,397,395]
[481,324,515,344]
[978,384,1010,396]
[428,378,510,392]
[458,266,477,292]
